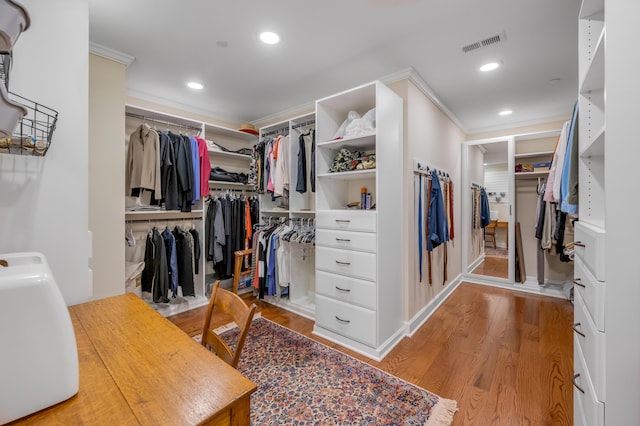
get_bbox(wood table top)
[10,293,256,425]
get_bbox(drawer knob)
[573,278,586,288]
[335,260,351,266]
[335,219,351,223]
[573,322,586,338]
[572,373,585,394]
[335,316,351,324]
[574,241,586,247]
[335,286,351,293]
[335,238,351,242]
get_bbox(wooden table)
[10,293,256,425]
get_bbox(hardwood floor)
[471,256,509,279]
[169,282,574,425]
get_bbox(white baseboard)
[404,273,463,337]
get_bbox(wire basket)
[0,53,10,90]
[0,92,58,156]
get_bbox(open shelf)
[208,150,251,161]
[515,171,550,180]
[125,210,203,221]
[317,133,376,150]
[580,27,605,93]
[581,125,605,157]
[579,0,604,20]
[514,150,555,159]
[317,169,376,181]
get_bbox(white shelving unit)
[257,112,317,319]
[312,81,404,361]
[124,105,258,316]
[574,0,606,423]
[124,105,209,316]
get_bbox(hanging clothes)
[195,136,212,198]
[126,123,162,199]
[161,227,179,298]
[168,132,194,212]
[141,228,170,303]
[189,136,201,202]
[559,102,579,215]
[157,131,179,210]
[427,170,449,250]
[479,188,491,228]
[296,133,307,193]
[173,226,195,297]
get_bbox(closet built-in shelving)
[313,80,404,361]
[257,112,317,319]
[124,104,257,316]
[574,0,606,423]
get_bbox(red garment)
[448,180,454,240]
[195,137,211,197]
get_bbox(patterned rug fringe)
[426,397,458,426]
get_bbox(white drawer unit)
[316,210,377,233]
[316,246,377,282]
[574,291,606,401]
[574,338,605,426]
[574,256,605,332]
[316,229,377,253]
[315,294,377,347]
[574,221,606,282]
[316,270,377,310]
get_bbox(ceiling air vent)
[462,32,507,53]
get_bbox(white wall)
[0,0,90,305]
[399,80,466,320]
[89,54,126,300]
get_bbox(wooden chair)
[232,249,253,294]
[484,220,497,248]
[200,280,257,369]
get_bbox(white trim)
[251,101,315,128]
[382,67,468,133]
[126,89,241,125]
[463,275,571,300]
[312,324,406,362]
[405,274,463,336]
[467,114,570,136]
[89,42,135,67]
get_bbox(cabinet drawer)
[315,294,376,347]
[316,246,376,282]
[316,229,376,253]
[574,291,606,401]
[574,256,605,332]
[316,271,376,310]
[316,210,377,233]
[573,339,605,426]
[574,221,606,281]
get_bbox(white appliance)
[0,252,78,424]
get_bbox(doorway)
[461,137,514,283]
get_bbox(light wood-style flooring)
[169,282,574,425]
[471,255,509,279]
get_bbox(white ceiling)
[88,0,580,134]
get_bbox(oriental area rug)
[211,317,457,425]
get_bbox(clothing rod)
[126,112,202,133]
[291,120,315,130]
[125,217,202,223]
[261,126,289,137]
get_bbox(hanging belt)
[417,176,423,282]
[426,177,433,285]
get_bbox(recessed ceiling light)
[480,62,500,72]
[498,110,513,116]
[259,31,280,45]
[187,82,204,90]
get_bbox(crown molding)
[89,42,135,67]
[381,67,468,134]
